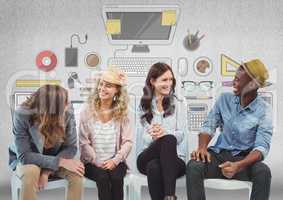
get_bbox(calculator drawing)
[187,103,208,132]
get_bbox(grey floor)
[0,185,282,200]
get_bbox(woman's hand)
[59,158,85,177]
[149,124,165,140]
[102,160,116,170]
[38,170,51,191]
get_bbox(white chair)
[11,171,132,200]
[202,133,253,199]
[129,173,186,200]
[11,172,69,200]
[204,179,252,199]
[83,174,131,200]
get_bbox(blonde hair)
[87,78,129,121]
[21,85,68,147]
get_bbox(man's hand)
[38,171,50,191]
[191,148,211,163]
[191,133,212,163]
[219,161,241,179]
[102,160,117,170]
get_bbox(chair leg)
[64,185,68,200]
[123,184,128,200]
[11,176,19,200]
[248,187,252,200]
[11,187,19,200]
[131,182,142,200]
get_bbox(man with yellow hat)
[186,59,273,200]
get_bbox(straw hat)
[100,67,127,86]
[242,59,269,88]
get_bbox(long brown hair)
[21,85,68,147]
[140,62,176,124]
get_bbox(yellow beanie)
[242,59,269,88]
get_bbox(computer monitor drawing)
[103,5,180,52]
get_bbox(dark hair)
[140,62,176,124]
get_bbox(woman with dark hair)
[136,63,187,200]
[9,85,83,200]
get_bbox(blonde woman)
[79,68,133,200]
[9,85,84,200]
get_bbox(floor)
[1,184,282,200]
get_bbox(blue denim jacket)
[136,96,188,161]
[201,92,273,159]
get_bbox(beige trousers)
[16,164,83,200]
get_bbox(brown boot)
[164,195,177,200]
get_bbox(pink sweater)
[79,105,133,166]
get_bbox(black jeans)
[85,162,127,200]
[137,135,186,200]
[186,149,271,200]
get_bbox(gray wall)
[1,0,283,197]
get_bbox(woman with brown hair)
[79,68,133,200]
[136,63,187,200]
[9,84,84,200]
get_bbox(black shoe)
[164,195,177,200]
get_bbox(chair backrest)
[9,94,15,122]
[9,94,18,170]
[126,94,141,173]
[71,101,85,160]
